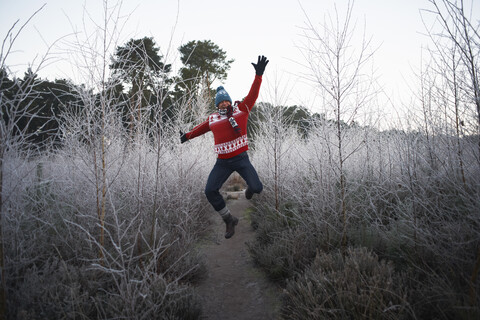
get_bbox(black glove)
[180,131,188,144]
[252,55,269,76]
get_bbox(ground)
[195,190,281,320]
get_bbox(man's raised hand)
[252,55,269,76]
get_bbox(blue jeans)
[205,152,263,211]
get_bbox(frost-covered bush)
[11,257,202,320]
[248,206,316,282]
[2,95,215,318]
[249,105,480,318]
[282,247,410,320]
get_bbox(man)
[181,55,269,239]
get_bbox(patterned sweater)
[185,75,262,159]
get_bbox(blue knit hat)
[215,86,232,107]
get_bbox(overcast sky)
[1,0,479,124]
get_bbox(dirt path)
[196,191,281,320]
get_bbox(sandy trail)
[195,191,280,320]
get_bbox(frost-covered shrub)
[250,109,480,317]
[10,257,202,320]
[248,201,343,283]
[3,118,214,318]
[405,269,480,320]
[248,225,316,282]
[282,247,410,320]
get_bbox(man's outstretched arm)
[180,119,210,143]
[239,55,269,113]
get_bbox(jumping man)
[181,55,269,239]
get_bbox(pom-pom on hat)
[215,86,232,107]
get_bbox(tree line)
[1,38,233,145]
[1,37,342,148]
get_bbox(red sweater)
[185,75,262,159]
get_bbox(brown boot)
[224,215,239,239]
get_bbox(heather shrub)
[247,201,325,282]
[282,247,410,320]
[405,269,479,320]
[247,98,480,318]
[11,257,202,319]
[248,226,315,282]
[3,133,211,319]
[1,92,214,318]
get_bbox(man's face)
[218,100,231,110]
